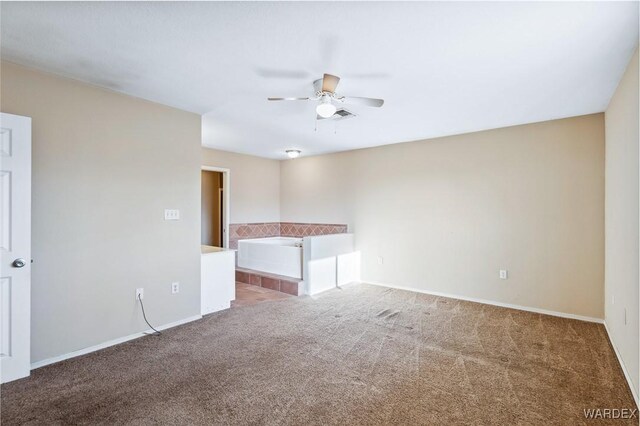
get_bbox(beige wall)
[0,59,620,372]
[281,114,605,319]
[202,147,280,224]
[1,62,202,363]
[201,170,222,246]
[605,47,639,399]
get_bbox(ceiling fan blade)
[267,97,312,101]
[321,73,340,93]
[338,96,384,107]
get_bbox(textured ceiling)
[1,2,638,158]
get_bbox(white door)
[0,113,31,383]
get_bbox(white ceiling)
[1,2,638,159]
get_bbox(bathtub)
[237,237,303,279]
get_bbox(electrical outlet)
[164,209,180,221]
[499,270,508,279]
[171,282,180,294]
[136,288,144,301]
[377,256,384,265]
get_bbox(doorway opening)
[201,167,230,248]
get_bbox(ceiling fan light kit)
[316,95,337,118]
[268,73,384,120]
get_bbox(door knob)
[12,258,26,268]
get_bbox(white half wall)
[303,233,359,295]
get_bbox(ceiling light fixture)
[316,94,336,118]
[286,149,301,159]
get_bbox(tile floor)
[231,282,292,308]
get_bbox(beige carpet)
[2,284,637,425]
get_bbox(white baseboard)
[364,281,604,324]
[603,321,639,406]
[30,315,202,370]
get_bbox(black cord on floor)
[138,294,161,336]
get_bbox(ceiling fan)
[268,73,384,118]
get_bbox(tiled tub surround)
[235,268,304,296]
[231,222,348,296]
[279,222,348,238]
[229,222,348,249]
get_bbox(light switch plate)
[164,209,180,220]
[499,269,508,279]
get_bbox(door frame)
[201,166,230,249]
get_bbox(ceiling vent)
[317,108,356,121]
